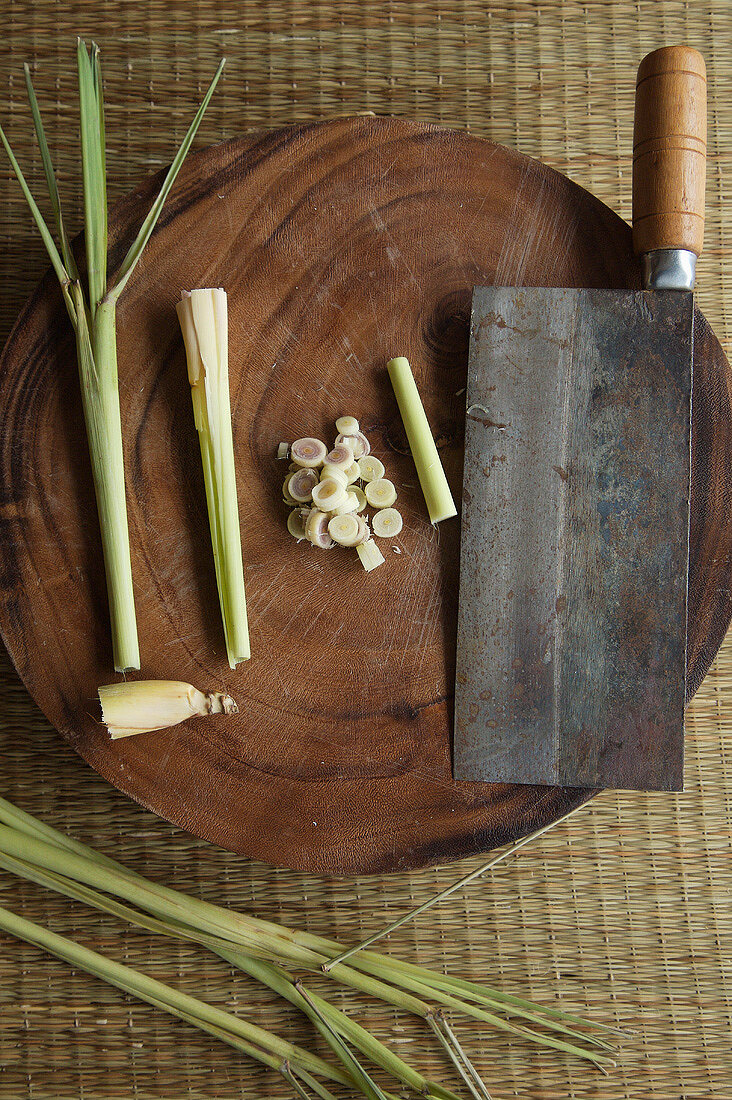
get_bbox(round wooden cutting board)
[1,117,731,875]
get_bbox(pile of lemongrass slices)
[279,418,402,571]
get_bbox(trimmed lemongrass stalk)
[177,289,250,668]
[386,356,457,525]
[0,903,351,1094]
[98,679,238,739]
[0,41,225,672]
[0,798,616,1071]
[0,847,451,1100]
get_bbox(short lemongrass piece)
[358,456,385,482]
[291,438,328,468]
[365,479,397,509]
[289,468,319,503]
[177,289,250,668]
[387,356,457,524]
[277,442,290,460]
[336,431,370,459]
[352,487,368,513]
[328,514,362,547]
[305,510,334,549]
[345,462,361,484]
[335,416,359,435]
[287,509,308,541]
[312,478,347,512]
[324,443,354,470]
[0,43,224,672]
[99,680,237,740]
[283,475,299,505]
[355,517,371,544]
[356,539,385,572]
[331,492,359,516]
[321,464,349,487]
[372,508,402,538]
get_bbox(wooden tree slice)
[0,118,730,874]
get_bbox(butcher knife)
[454,46,706,790]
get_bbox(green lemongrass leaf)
[216,950,435,1098]
[92,44,106,215]
[0,797,612,1072]
[0,902,348,1085]
[290,1068,341,1100]
[433,1015,493,1100]
[358,955,620,1038]
[23,64,79,279]
[108,58,225,300]
[404,973,614,1070]
[427,1016,491,1100]
[407,971,615,1051]
[77,38,106,310]
[295,982,390,1100]
[0,122,73,318]
[280,1064,316,1100]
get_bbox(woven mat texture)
[0,2,730,1097]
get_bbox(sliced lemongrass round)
[291,437,327,468]
[365,478,397,508]
[277,442,290,460]
[356,538,385,571]
[282,474,298,505]
[355,515,371,544]
[324,443,354,470]
[335,415,359,435]
[331,491,359,515]
[345,461,361,484]
[327,513,362,547]
[321,463,349,486]
[336,431,370,459]
[357,455,385,482]
[287,509,308,541]
[372,507,403,537]
[288,467,319,503]
[305,509,334,548]
[311,477,347,511]
[351,486,368,513]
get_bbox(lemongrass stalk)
[0,847,442,1100]
[386,356,457,524]
[0,797,613,1062]
[0,42,224,671]
[98,679,238,739]
[0,903,350,1090]
[177,289,250,667]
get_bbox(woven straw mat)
[0,2,730,1098]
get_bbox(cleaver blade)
[453,46,706,791]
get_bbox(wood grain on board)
[0,117,730,874]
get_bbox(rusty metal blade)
[454,286,693,791]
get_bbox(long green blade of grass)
[77,38,107,311]
[109,57,225,301]
[23,63,79,279]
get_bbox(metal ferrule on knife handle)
[632,45,707,291]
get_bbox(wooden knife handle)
[632,45,706,257]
